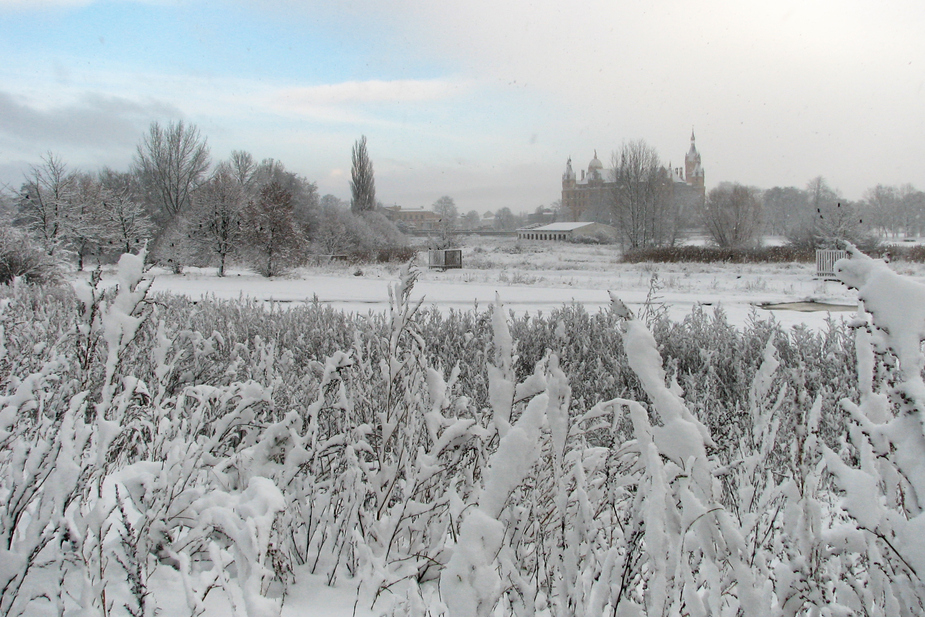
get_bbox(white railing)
[816,249,848,278]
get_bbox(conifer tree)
[350,135,376,213]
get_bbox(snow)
[522,222,598,232]
[621,317,714,460]
[441,380,548,616]
[836,247,925,380]
[73,238,872,330]
[823,246,925,597]
[146,566,380,617]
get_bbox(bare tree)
[320,194,346,209]
[133,121,210,271]
[862,184,899,238]
[820,201,868,248]
[788,177,870,249]
[0,223,63,284]
[188,165,246,276]
[361,211,405,248]
[227,150,257,194]
[493,207,521,231]
[350,135,376,213]
[548,198,562,221]
[609,140,674,249]
[898,185,925,237]
[250,157,287,188]
[432,195,458,247]
[17,153,79,256]
[100,190,153,257]
[68,172,109,270]
[311,200,405,258]
[251,158,319,233]
[462,210,481,230]
[862,183,925,238]
[97,169,153,256]
[133,120,211,220]
[762,186,809,236]
[701,183,762,248]
[241,182,304,277]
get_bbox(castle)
[561,132,705,222]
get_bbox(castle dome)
[588,150,603,171]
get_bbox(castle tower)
[684,130,705,197]
[561,157,580,221]
[562,156,576,189]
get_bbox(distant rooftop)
[528,222,596,232]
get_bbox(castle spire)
[562,157,575,182]
[684,129,704,198]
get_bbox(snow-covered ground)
[78,236,902,330]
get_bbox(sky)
[1,0,924,214]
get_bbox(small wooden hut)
[427,249,462,270]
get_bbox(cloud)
[0,90,178,149]
[4,0,925,203]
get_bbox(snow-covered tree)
[98,170,153,257]
[240,181,304,276]
[188,164,247,276]
[787,177,871,249]
[17,153,79,256]
[433,196,458,230]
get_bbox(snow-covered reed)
[1,249,923,615]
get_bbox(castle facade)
[561,132,705,223]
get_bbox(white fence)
[815,249,848,278]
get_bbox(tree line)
[1,122,408,278]
[565,139,921,250]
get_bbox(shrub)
[373,246,417,262]
[622,244,815,263]
[0,224,64,285]
[570,230,617,244]
[882,244,925,262]
[309,206,408,264]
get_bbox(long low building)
[382,205,441,231]
[517,221,618,242]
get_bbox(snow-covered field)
[87,237,886,330]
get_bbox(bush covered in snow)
[1,249,924,615]
[0,224,64,285]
